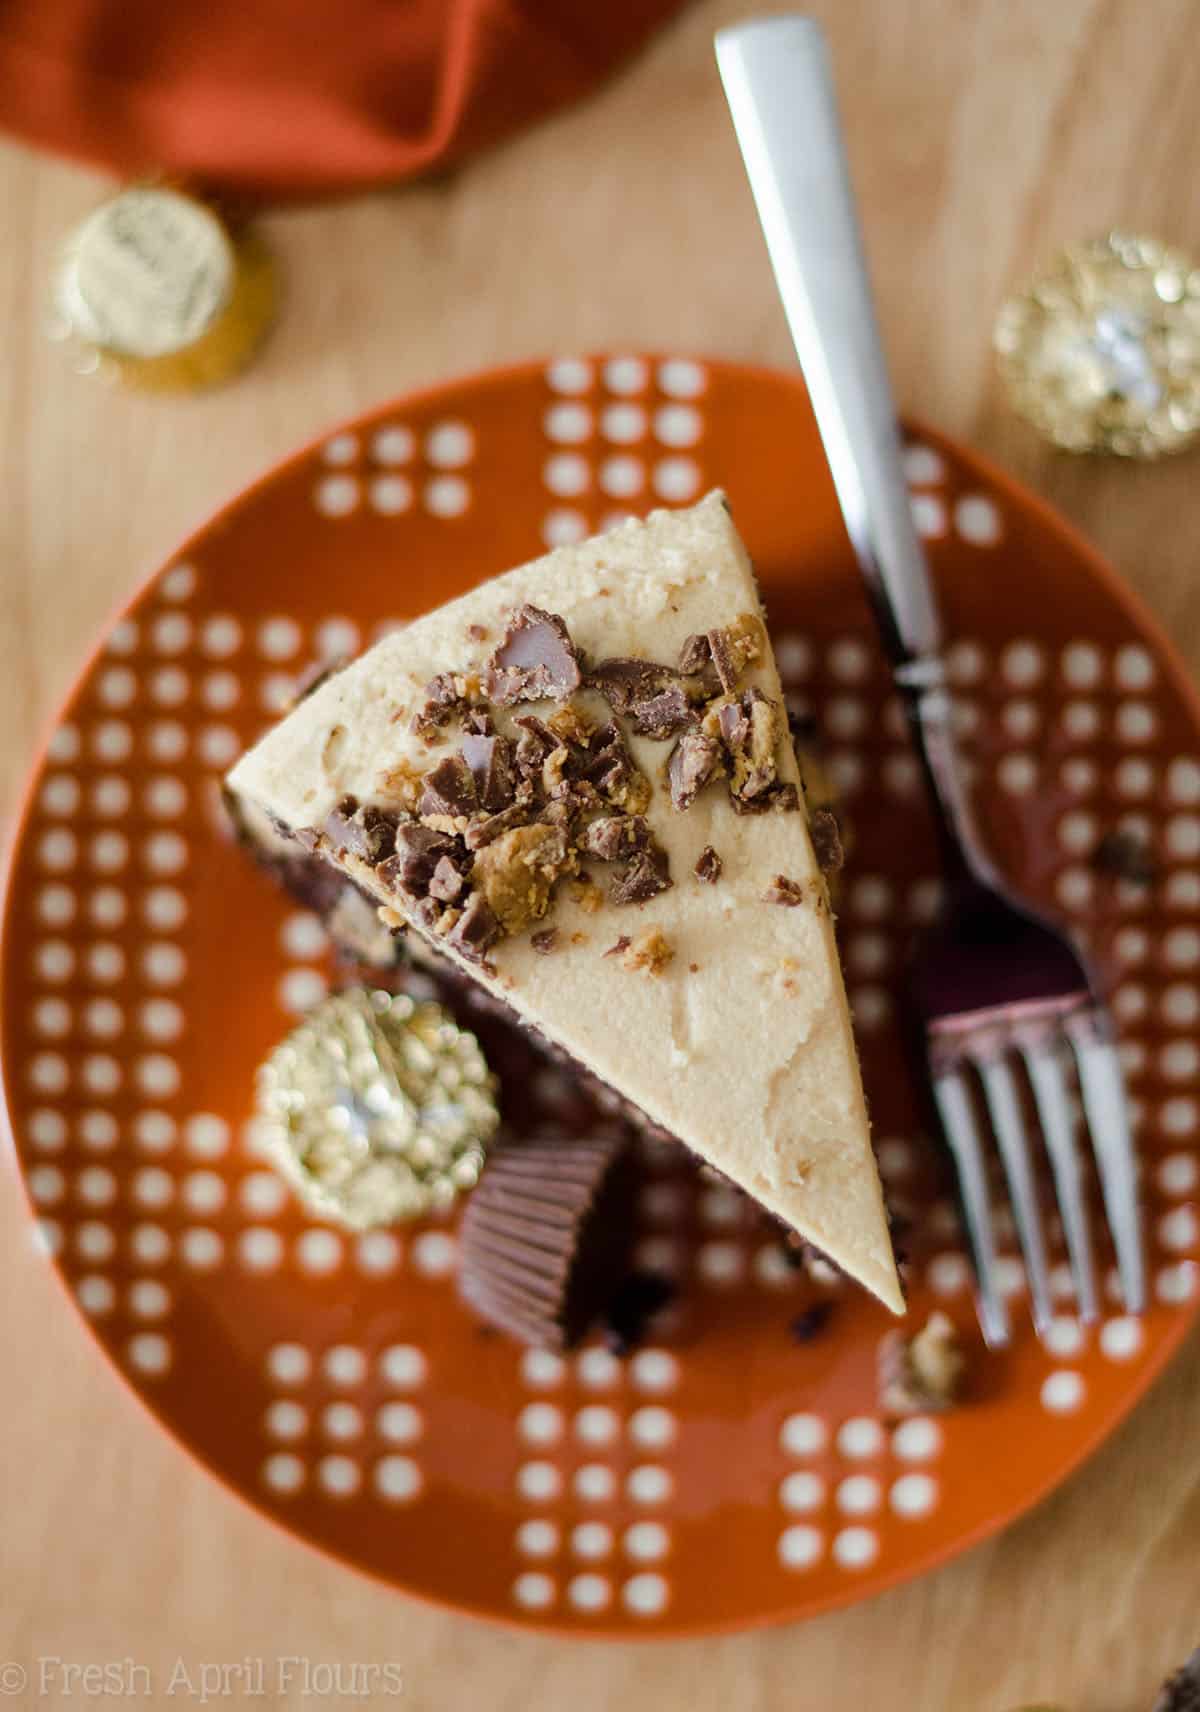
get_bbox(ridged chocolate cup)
[458,1133,636,1349]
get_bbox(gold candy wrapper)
[995,233,1200,458]
[255,988,499,1230]
[50,185,277,392]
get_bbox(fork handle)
[716,17,940,665]
[716,17,994,886]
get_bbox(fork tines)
[930,1007,1145,1348]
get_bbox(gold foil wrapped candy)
[255,988,499,1229]
[50,185,277,392]
[995,233,1200,457]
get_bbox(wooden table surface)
[3,1,1200,1706]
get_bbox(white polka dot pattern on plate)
[314,475,360,517]
[627,1465,671,1504]
[837,1418,885,1460]
[263,1454,305,1495]
[517,1461,561,1502]
[652,457,700,502]
[576,1346,620,1388]
[837,1475,881,1516]
[127,1333,171,1376]
[567,1573,611,1613]
[543,453,589,497]
[780,1413,827,1457]
[372,424,415,464]
[778,1525,824,1570]
[369,475,412,515]
[1041,1371,1086,1413]
[425,421,473,468]
[541,508,587,547]
[571,1521,612,1560]
[513,1571,555,1610]
[70,1263,108,1306]
[546,357,592,394]
[890,1474,938,1518]
[380,1345,426,1388]
[891,1417,943,1462]
[318,1455,360,1497]
[833,1526,879,1569]
[575,1464,616,1503]
[356,1230,400,1275]
[377,1402,422,1445]
[375,1456,422,1502]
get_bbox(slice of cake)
[226,493,903,1312]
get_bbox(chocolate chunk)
[578,814,651,862]
[579,722,627,779]
[678,633,711,674]
[582,728,629,785]
[485,605,582,704]
[464,802,531,850]
[731,780,800,817]
[734,692,780,800]
[603,1270,677,1354]
[707,628,738,693]
[510,713,556,782]
[808,807,844,874]
[668,731,722,810]
[716,698,750,750]
[763,874,806,906]
[694,845,722,883]
[588,657,696,738]
[323,796,399,865]
[633,683,694,738]
[411,895,444,931]
[603,936,632,958]
[418,755,478,821]
[789,1302,836,1343]
[513,713,556,752]
[588,657,674,715]
[531,928,559,954]
[443,893,501,965]
[1155,1649,1200,1712]
[584,720,623,760]
[460,731,515,813]
[428,855,465,903]
[377,822,457,897]
[706,613,762,693]
[1094,829,1158,886]
[540,793,585,833]
[463,708,495,736]
[412,671,476,737]
[610,844,672,905]
[712,687,796,812]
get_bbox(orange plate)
[3,356,1199,1639]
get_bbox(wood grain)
[3,1,1200,1706]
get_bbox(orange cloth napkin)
[0,0,686,196]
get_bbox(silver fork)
[717,15,1146,1346]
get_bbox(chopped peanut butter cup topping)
[485,604,582,704]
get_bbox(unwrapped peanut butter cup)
[458,1132,636,1349]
